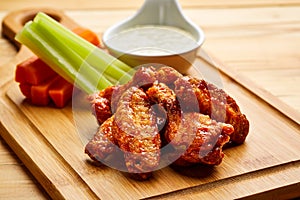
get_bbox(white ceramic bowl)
[102,0,205,74]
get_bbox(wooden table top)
[0,0,299,199]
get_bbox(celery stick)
[33,21,113,90]
[15,12,135,93]
[17,25,96,93]
[16,21,112,93]
[34,13,133,82]
[15,22,75,82]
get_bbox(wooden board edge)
[143,161,300,199]
[0,89,99,200]
[240,182,300,200]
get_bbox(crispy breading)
[147,82,234,166]
[175,76,249,144]
[86,66,249,180]
[88,86,116,124]
[89,66,183,122]
[114,87,161,179]
[166,112,233,165]
[85,116,117,161]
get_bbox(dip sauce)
[105,25,198,56]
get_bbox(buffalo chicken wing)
[85,66,249,179]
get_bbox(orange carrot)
[16,55,57,85]
[48,76,74,108]
[19,83,31,98]
[31,76,60,106]
[15,27,100,107]
[72,27,101,46]
[25,58,57,85]
[15,56,36,83]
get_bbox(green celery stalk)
[33,13,133,83]
[29,20,113,90]
[16,21,112,93]
[15,12,135,93]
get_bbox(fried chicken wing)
[166,112,234,166]
[88,66,157,124]
[147,82,234,166]
[85,116,117,161]
[89,66,183,124]
[147,82,182,147]
[114,87,161,179]
[86,66,250,180]
[147,82,178,112]
[155,66,183,89]
[88,86,117,124]
[111,66,183,109]
[175,76,249,144]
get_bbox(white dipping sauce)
[105,25,198,56]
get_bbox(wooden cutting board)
[1,8,300,199]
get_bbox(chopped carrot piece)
[72,27,101,46]
[49,76,74,108]
[15,56,37,83]
[15,55,57,85]
[31,76,60,106]
[25,58,57,85]
[19,83,31,98]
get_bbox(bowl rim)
[102,23,205,57]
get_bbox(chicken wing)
[166,112,234,166]
[85,116,117,162]
[175,76,249,144]
[86,66,250,180]
[88,86,117,124]
[114,86,161,179]
[89,66,183,124]
[147,82,234,166]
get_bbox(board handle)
[1,8,79,49]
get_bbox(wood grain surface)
[1,49,300,199]
[0,0,299,199]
